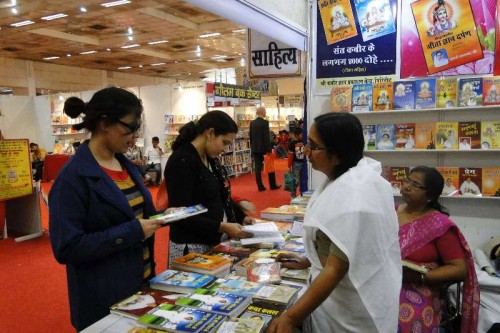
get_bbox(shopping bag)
[284,172,295,192]
[263,153,275,174]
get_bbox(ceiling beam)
[137,8,198,31]
[28,28,100,46]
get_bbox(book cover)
[436,78,458,108]
[375,123,396,151]
[415,122,436,149]
[482,167,500,197]
[458,77,483,107]
[362,124,377,151]
[330,86,352,112]
[393,81,415,110]
[150,205,208,224]
[240,222,285,246]
[252,284,299,307]
[233,257,278,278]
[175,289,250,317]
[388,167,410,195]
[352,83,373,113]
[172,253,231,276]
[437,167,460,197]
[354,0,396,42]
[372,81,393,111]
[138,304,225,333]
[481,121,500,149]
[279,267,310,283]
[247,260,282,284]
[149,270,215,294]
[458,121,481,150]
[415,78,436,109]
[435,122,458,150]
[276,239,305,253]
[201,250,247,266]
[402,260,428,273]
[212,241,256,257]
[395,122,416,150]
[318,0,358,45]
[459,167,482,197]
[249,248,290,259]
[204,275,265,298]
[260,205,305,222]
[215,318,265,333]
[237,301,286,329]
[482,77,500,105]
[110,288,183,320]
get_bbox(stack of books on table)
[172,253,232,277]
[260,205,306,222]
[290,195,310,206]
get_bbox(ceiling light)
[240,58,245,66]
[66,53,71,57]
[151,63,166,66]
[43,56,60,60]
[127,36,133,41]
[80,7,87,12]
[79,50,97,55]
[199,32,221,38]
[118,66,131,69]
[211,55,227,60]
[11,0,16,5]
[121,44,139,49]
[106,48,111,51]
[41,13,68,21]
[196,45,201,52]
[147,40,168,45]
[127,27,133,34]
[138,64,143,68]
[196,52,201,57]
[232,29,246,33]
[11,7,17,14]
[101,0,131,7]
[10,20,35,27]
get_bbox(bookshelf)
[50,95,87,154]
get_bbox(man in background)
[125,137,152,184]
[143,136,163,186]
[249,106,280,191]
[30,142,47,182]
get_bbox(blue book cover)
[393,81,416,110]
[458,78,483,107]
[352,83,373,112]
[176,289,250,316]
[362,124,377,151]
[206,276,264,298]
[415,78,436,109]
[354,0,396,42]
[150,270,215,293]
[375,124,396,150]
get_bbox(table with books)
[82,207,309,333]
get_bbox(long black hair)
[410,166,449,216]
[171,110,238,151]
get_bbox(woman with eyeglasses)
[49,87,170,331]
[397,166,479,332]
[269,112,402,333]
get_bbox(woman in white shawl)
[268,113,402,333]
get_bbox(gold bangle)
[420,273,426,285]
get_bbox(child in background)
[288,127,305,198]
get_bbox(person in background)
[126,137,152,184]
[269,112,402,333]
[397,166,479,332]
[49,87,169,331]
[287,127,304,198]
[71,141,81,154]
[143,136,163,186]
[249,106,280,191]
[30,142,47,181]
[164,110,255,264]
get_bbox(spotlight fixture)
[101,0,131,8]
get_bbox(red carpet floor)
[0,159,291,332]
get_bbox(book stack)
[172,253,232,277]
[175,289,251,317]
[252,284,300,307]
[260,205,306,222]
[149,269,216,294]
[279,267,310,283]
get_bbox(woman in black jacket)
[164,110,254,263]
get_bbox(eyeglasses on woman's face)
[304,141,327,152]
[115,119,141,135]
[402,178,426,190]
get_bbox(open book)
[240,221,285,245]
[151,204,207,224]
[402,260,428,273]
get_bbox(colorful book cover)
[279,267,310,283]
[212,241,256,257]
[410,0,483,74]
[149,270,215,293]
[437,167,460,196]
[415,78,436,109]
[215,318,264,333]
[436,78,458,108]
[252,284,300,307]
[480,121,500,149]
[372,81,393,111]
[388,167,410,195]
[458,121,481,149]
[395,122,416,149]
[482,167,500,197]
[237,301,286,328]
[171,253,231,273]
[330,86,352,112]
[362,124,377,150]
[458,77,483,107]
[393,81,416,110]
[352,83,373,112]
[482,77,500,105]
[415,122,436,149]
[175,289,250,316]
[375,123,396,150]
[459,167,482,196]
[204,275,264,298]
[138,304,225,332]
[435,122,458,149]
[354,0,396,42]
[318,0,358,45]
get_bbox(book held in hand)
[402,260,428,273]
[149,269,215,294]
[151,205,208,224]
[241,222,285,246]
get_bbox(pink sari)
[398,211,479,333]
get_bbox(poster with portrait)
[411,0,483,75]
[354,0,395,42]
[318,0,358,45]
[400,0,496,78]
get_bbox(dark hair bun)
[64,96,86,119]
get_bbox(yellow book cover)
[415,122,437,149]
[436,78,457,108]
[435,121,458,149]
[373,82,393,111]
[480,121,500,149]
[318,0,358,45]
[330,86,352,112]
[482,77,500,105]
[410,0,483,74]
[172,253,231,272]
[437,167,460,196]
[482,167,500,197]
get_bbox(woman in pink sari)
[398,166,479,333]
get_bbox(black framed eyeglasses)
[402,178,426,190]
[304,141,327,151]
[115,119,141,134]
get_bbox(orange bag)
[263,153,275,174]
